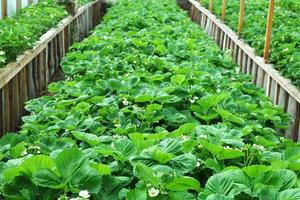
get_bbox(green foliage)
[201,0,300,88]
[0,0,67,67]
[0,0,299,199]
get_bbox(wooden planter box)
[0,0,106,136]
[179,0,300,141]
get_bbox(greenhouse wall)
[0,0,39,19]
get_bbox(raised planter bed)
[179,0,300,141]
[0,0,106,135]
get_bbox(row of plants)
[0,0,300,199]
[0,0,95,68]
[200,0,300,88]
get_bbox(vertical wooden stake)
[221,0,227,22]
[238,0,245,34]
[16,0,22,11]
[209,0,213,12]
[28,0,33,4]
[2,0,7,18]
[263,0,275,62]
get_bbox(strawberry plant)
[201,0,300,88]
[0,0,299,199]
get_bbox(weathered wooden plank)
[2,0,7,18]
[19,68,28,115]
[27,62,36,99]
[0,89,3,135]
[286,97,297,138]
[278,86,287,109]
[2,85,10,133]
[269,78,277,104]
[9,77,20,131]
[32,57,39,95]
[251,63,258,85]
[37,53,43,94]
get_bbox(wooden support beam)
[16,0,22,11]
[221,0,227,22]
[209,0,213,12]
[2,0,7,18]
[28,0,34,5]
[263,0,275,62]
[238,0,245,34]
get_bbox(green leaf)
[159,138,183,154]
[133,164,158,185]
[166,176,201,192]
[54,148,88,179]
[20,155,54,176]
[168,191,196,200]
[206,194,233,200]
[9,142,27,159]
[92,163,111,176]
[126,189,147,200]
[69,165,102,193]
[72,131,100,146]
[201,141,223,155]
[114,139,136,159]
[32,169,65,189]
[205,172,240,197]
[146,147,173,164]
[218,149,244,160]
[108,79,125,90]
[205,158,224,173]
[170,154,196,174]
[134,94,153,102]
[197,93,230,113]
[171,74,186,85]
[242,165,270,179]
[279,189,300,200]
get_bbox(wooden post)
[238,0,245,34]
[209,0,213,12]
[263,0,275,62]
[2,0,7,18]
[28,0,33,5]
[221,0,227,22]
[16,0,22,11]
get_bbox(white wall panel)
[0,0,2,19]
[7,0,17,17]
[22,0,29,8]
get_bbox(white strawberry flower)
[253,144,266,151]
[189,99,196,104]
[234,148,242,152]
[148,187,159,197]
[21,149,28,156]
[161,191,168,195]
[114,123,121,128]
[181,135,190,141]
[198,134,208,139]
[223,146,232,150]
[0,51,5,56]
[79,190,90,199]
[196,161,201,167]
[122,97,129,106]
[111,142,115,148]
